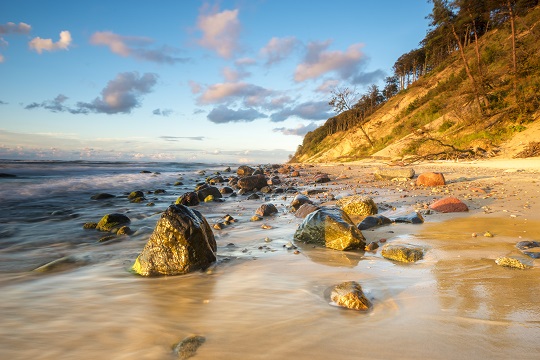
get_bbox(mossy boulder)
[132,205,216,276]
[381,243,424,262]
[128,190,145,200]
[96,213,131,232]
[294,207,366,251]
[176,191,200,206]
[196,186,222,202]
[237,174,268,191]
[331,281,371,311]
[337,195,378,216]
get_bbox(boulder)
[237,165,255,177]
[374,167,415,180]
[381,243,424,262]
[393,212,424,224]
[91,193,115,200]
[295,203,320,218]
[255,203,278,217]
[206,175,225,184]
[176,192,200,206]
[416,172,446,186]
[220,186,234,194]
[294,207,366,251]
[290,194,313,211]
[313,173,331,183]
[197,186,222,201]
[237,174,268,191]
[516,241,540,258]
[96,213,131,232]
[330,281,371,311]
[357,214,392,230]
[429,197,468,213]
[132,205,216,276]
[128,190,145,200]
[336,195,378,216]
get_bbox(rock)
[237,174,268,191]
[429,197,468,213]
[0,173,16,178]
[495,256,532,269]
[174,181,184,186]
[365,242,379,251]
[416,172,446,186]
[295,203,320,218]
[393,212,424,224]
[313,173,331,183]
[294,207,366,251]
[357,214,392,230]
[220,186,234,194]
[117,226,132,235]
[336,195,378,216]
[128,190,145,200]
[374,167,415,180]
[247,193,260,200]
[154,189,166,194]
[251,215,262,221]
[96,213,131,232]
[91,193,115,200]
[255,203,278,217]
[290,194,313,211]
[172,335,206,359]
[33,255,91,273]
[197,186,222,202]
[224,167,231,172]
[98,234,117,243]
[176,192,200,206]
[260,186,272,193]
[516,241,540,258]
[206,175,224,184]
[237,165,255,177]
[132,205,216,276]
[203,195,214,202]
[291,170,300,177]
[83,222,98,230]
[381,243,424,262]
[330,281,371,311]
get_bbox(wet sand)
[1,158,540,359]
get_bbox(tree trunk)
[507,0,519,106]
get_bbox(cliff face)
[292,7,540,163]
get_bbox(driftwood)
[514,141,540,158]
[398,138,489,165]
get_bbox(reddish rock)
[429,197,468,213]
[416,172,446,186]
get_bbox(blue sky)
[0,0,432,163]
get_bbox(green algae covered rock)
[381,243,424,263]
[294,207,366,251]
[495,256,532,269]
[96,213,131,232]
[336,195,378,216]
[132,205,216,276]
[331,281,371,311]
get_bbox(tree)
[383,76,399,100]
[329,87,374,147]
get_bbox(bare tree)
[329,87,374,147]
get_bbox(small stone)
[330,281,371,311]
[261,224,272,229]
[204,195,214,202]
[172,335,206,359]
[251,215,262,221]
[117,226,132,235]
[484,231,494,237]
[365,242,379,251]
[381,243,424,262]
[213,223,223,230]
[472,232,477,237]
[83,222,98,230]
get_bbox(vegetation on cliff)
[291,0,540,163]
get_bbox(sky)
[0,0,433,164]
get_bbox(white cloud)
[294,41,366,82]
[260,36,300,66]
[29,30,72,54]
[196,4,241,58]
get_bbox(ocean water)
[1,160,540,359]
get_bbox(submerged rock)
[416,172,446,186]
[330,281,371,311]
[255,203,278,217]
[33,254,91,273]
[495,256,532,269]
[357,214,392,230]
[173,335,206,359]
[96,213,131,232]
[381,243,424,262]
[128,190,145,200]
[132,205,216,276]
[336,195,378,216]
[294,207,366,251]
[91,193,115,200]
[429,197,468,213]
[393,212,424,224]
[374,167,415,180]
[516,240,540,258]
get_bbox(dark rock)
[336,195,378,216]
[174,181,184,186]
[197,186,222,202]
[260,186,272,193]
[96,213,131,232]
[247,193,260,200]
[365,242,379,251]
[255,203,278,217]
[330,281,371,311]
[237,174,268,191]
[290,194,313,211]
[237,165,255,177]
[176,192,200,206]
[91,193,115,200]
[253,168,264,175]
[381,243,424,262]
[313,173,331,183]
[357,214,392,230]
[220,186,234,194]
[374,167,415,180]
[132,205,216,276]
[83,222,98,230]
[429,197,468,213]
[140,170,152,174]
[154,189,166,194]
[295,203,320,218]
[393,212,424,224]
[224,167,231,172]
[206,175,224,184]
[416,172,446,186]
[128,190,145,200]
[0,173,16,178]
[173,335,206,359]
[516,241,540,258]
[117,226,132,235]
[294,207,366,251]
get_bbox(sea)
[1,160,540,359]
